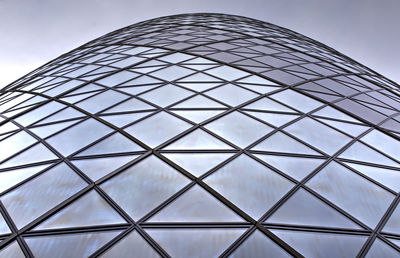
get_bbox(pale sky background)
[0,0,399,88]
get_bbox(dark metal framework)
[0,13,400,257]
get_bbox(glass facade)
[0,13,400,257]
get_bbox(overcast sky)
[1,0,399,87]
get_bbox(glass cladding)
[0,13,399,257]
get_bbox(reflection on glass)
[146,228,245,258]
[25,231,121,257]
[204,155,294,219]
[307,162,395,228]
[1,163,87,228]
[101,155,190,220]
[270,229,367,258]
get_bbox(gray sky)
[1,0,399,87]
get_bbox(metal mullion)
[336,158,400,171]
[219,226,257,257]
[264,224,370,236]
[374,234,400,254]
[70,151,147,161]
[22,224,129,237]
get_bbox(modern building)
[0,13,400,257]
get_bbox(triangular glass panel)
[150,65,194,82]
[146,228,245,258]
[237,84,279,94]
[206,65,249,81]
[35,190,126,230]
[178,72,222,82]
[366,238,400,258]
[339,142,398,167]
[177,82,221,92]
[120,75,162,85]
[267,188,361,229]
[0,121,19,135]
[270,229,367,258]
[243,97,294,112]
[345,162,400,192]
[25,231,121,257]
[383,202,400,234]
[0,143,58,169]
[0,131,37,163]
[171,110,225,124]
[148,184,243,222]
[284,117,352,155]
[230,230,291,258]
[103,98,154,113]
[237,75,278,85]
[204,155,294,219]
[307,162,395,228]
[61,92,97,104]
[205,111,272,148]
[38,107,84,125]
[1,163,87,229]
[30,120,81,139]
[75,90,129,114]
[97,70,139,87]
[125,112,192,148]
[270,89,322,113]
[0,212,10,234]
[313,106,360,122]
[100,112,153,127]
[318,118,369,137]
[245,111,298,127]
[139,84,194,107]
[100,155,190,220]
[46,118,114,156]
[102,230,161,258]
[254,154,324,181]
[117,85,159,95]
[205,84,259,106]
[76,133,144,156]
[163,153,233,177]
[163,129,234,150]
[0,164,51,193]
[172,95,225,108]
[252,132,320,155]
[72,155,138,181]
[182,64,217,71]
[0,241,24,258]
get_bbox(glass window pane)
[163,129,233,150]
[251,131,320,155]
[172,95,225,108]
[15,101,65,126]
[35,190,126,230]
[0,143,58,169]
[163,153,233,177]
[0,131,36,163]
[205,85,259,106]
[267,188,360,229]
[206,65,249,81]
[46,118,113,156]
[101,230,160,258]
[284,117,351,155]
[230,230,291,258]
[25,231,121,257]
[1,163,87,228]
[76,90,129,114]
[366,238,400,258]
[146,228,245,258]
[0,164,51,193]
[383,202,400,234]
[77,133,144,156]
[270,89,322,113]
[148,184,243,222]
[140,84,194,107]
[171,110,224,124]
[270,229,367,258]
[205,112,272,148]
[72,155,137,181]
[362,130,400,162]
[306,162,395,228]
[125,112,191,148]
[0,241,24,258]
[244,97,294,112]
[150,65,194,82]
[204,155,294,219]
[100,155,190,220]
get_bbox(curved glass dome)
[1,13,400,257]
